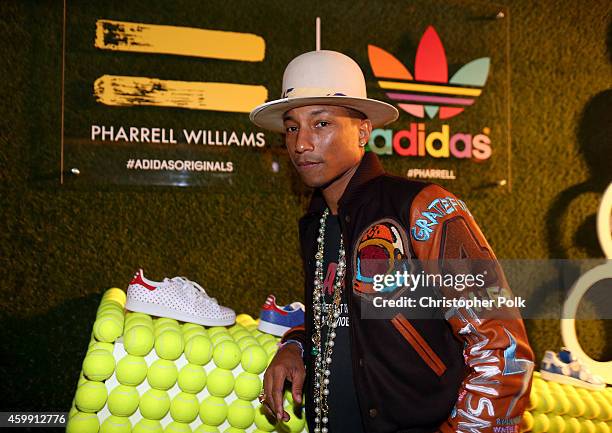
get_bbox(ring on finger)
[258,391,266,403]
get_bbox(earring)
[359,140,367,147]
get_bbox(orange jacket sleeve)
[410,184,534,433]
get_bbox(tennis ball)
[548,381,564,394]
[140,389,170,419]
[100,415,131,433]
[75,380,107,412]
[183,322,205,334]
[194,425,220,433]
[178,363,207,394]
[229,324,246,335]
[103,288,127,303]
[548,415,566,433]
[199,396,228,425]
[582,420,597,433]
[123,325,154,356]
[562,384,578,396]
[98,308,124,324]
[236,314,255,325]
[125,311,152,323]
[580,392,601,419]
[100,291,124,303]
[155,321,181,338]
[77,371,88,388]
[155,317,179,329]
[227,399,255,429]
[184,327,208,343]
[237,337,259,351]
[521,411,534,432]
[97,307,124,322]
[98,302,123,316]
[164,422,192,433]
[563,416,581,433]
[124,317,154,332]
[116,354,147,386]
[279,404,306,432]
[235,372,262,401]
[533,378,546,389]
[254,405,277,431]
[170,392,200,423]
[147,359,178,390]
[256,334,276,345]
[231,330,251,342]
[532,413,551,433]
[595,421,610,433]
[223,428,247,433]
[263,340,278,356]
[553,391,571,415]
[108,384,139,417]
[213,341,241,369]
[208,327,229,337]
[567,393,587,417]
[537,390,555,413]
[83,348,115,381]
[284,390,296,405]
[69,404,79,419]
[592,393,612,421]
[89,341,114,353]
[94,316,123,342]
[184,335,214,365]
[207,368,235,397]
[241,345,268,375]
[211,333,234,346]
[133,419,163,433]
[66,411,99,433]
[155,329,184,360]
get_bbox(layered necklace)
[311,208,346,433]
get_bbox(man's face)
[283,105,372,188]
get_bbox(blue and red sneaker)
[258,294,305,336]
[540,348,605,390]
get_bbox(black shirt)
[307,214,365,433]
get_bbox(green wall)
[1,0,610,410]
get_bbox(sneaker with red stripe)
[125,269,235,326]
[258,294,305,336]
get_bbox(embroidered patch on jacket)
[352,218,412,294]
[411,196,471,242]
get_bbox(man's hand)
[262,343,305,422]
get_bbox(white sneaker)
[125,269,236,326]
[540,347,606,390]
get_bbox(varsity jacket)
[282,152,534,433]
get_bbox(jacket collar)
[306,152,385,215]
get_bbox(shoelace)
[164,277,219,304]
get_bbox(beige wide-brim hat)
[249,50,399,133]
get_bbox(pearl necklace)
[311,208,346,433]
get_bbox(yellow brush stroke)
[94,75,268,113]
[95,19,265,62]
[378,80,482,97]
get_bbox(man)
[249,50,534,433]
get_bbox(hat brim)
[249,96,399,133]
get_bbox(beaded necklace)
[311,208,346,433]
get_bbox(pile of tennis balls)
[67,288,306,433]
[520,371,611,433]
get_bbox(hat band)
[282,86,349,99]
